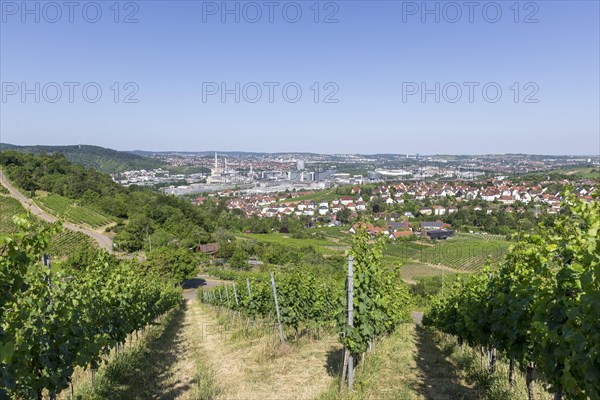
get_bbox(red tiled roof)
[392,231,412,238]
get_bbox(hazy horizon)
[1,1,599,155]
[2,141,599,158]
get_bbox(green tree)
[215,229,237,259]
[145,246,198,283]
[336,208,351,224]
[229,245,249,270]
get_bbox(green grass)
[36,194,115,228]
[277,188,340,204]
[237,232,349,254]
[318,323,483,400]
[316,228,509,273]
[322,228,509,273]
[316,226,354,242]
[547,166,600,180]
[385,234,510,272]
[517,166,600,183]
[396,262,461,282]
[319,324,552,400]
[239,229,509,278]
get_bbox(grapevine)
[424,192,600,400]
[0,217,181,398]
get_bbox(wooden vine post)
[340,254,355,393]
[225,285,233,320]
[346,255,355,390]
[508,358,515,390]
[232,281,242,323]
[526,362,535,400]
[246,278,255,327]
[270,273,284,343]
[43,254,58,400]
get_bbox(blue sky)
[1,0,599,155]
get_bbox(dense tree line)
[441,206,555,235]
[0,144,163,174]
[0,151,215,252]
[373,194,557,235]
[215,231,345,274]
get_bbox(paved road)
[412,311,424,325]
[0,169,114,252]
[182,275,230,300]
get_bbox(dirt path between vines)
[0,168,114,252]
[191,300,341,400]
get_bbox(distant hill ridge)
[0,143,162,174]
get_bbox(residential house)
[499,196,515,205]
[427,229,455,240]
[340,197,354,206]
[350,222,387,236]
[432,205,446,216]
[355,200,367,212]
[421,221,451,231]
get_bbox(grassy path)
[76,298,339,400]
[74,301,217,400]
[318,323,481,400]
[195,302,341,400]
[73,299,547,399]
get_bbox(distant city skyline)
[1,142,598,158]
[1,1,599,155]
